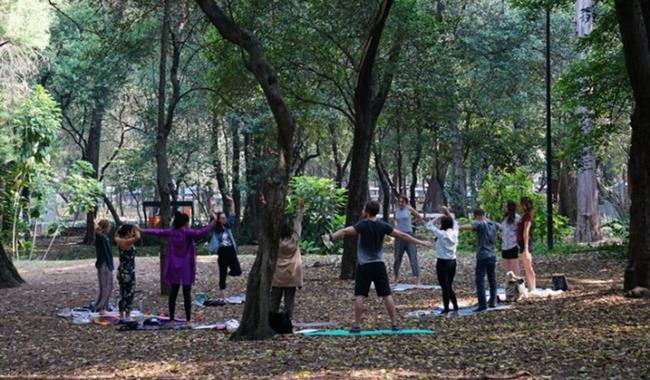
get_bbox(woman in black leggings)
[425,212,460,314]
[208,195,242,300]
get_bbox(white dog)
[505,271,528,302]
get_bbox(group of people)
[93,189,536,331]
[93,195,306,324]
[323,196,537,330]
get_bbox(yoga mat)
[302,328,434,337]
[393,283,440,291]
[293,321,340,328]
[405,304,513,318]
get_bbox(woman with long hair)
[500,200,521,276]
[141,210,216,323]
[517,197,536,291]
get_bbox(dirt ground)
[1,251,648,380]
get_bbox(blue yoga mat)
[435,304,512,317]
[303,328,434,337]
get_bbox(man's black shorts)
[502,247,519,259]
[355,262,391,297]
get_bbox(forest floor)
[1,249,649,380]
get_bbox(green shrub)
[286,176,347,254]
[478,168,574,247]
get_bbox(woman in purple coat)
[140,211,216,323]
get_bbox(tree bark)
[232,119,241,220]
[558,161,577,223]
[374,148,392,221]
[615,0,650,291]
[575,0,602,243]
[211,115,230,212]
[0,244,24,289]
[341,0,398,280]
[82,103,105,244]
[196,0,296,340]
[155,0,173,296]
[409,128,423,209]
[449,117,467,217]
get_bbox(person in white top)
[499,200,521,277]
[425,207,459,314]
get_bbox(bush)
[478,169,574,246]
[286,176,347,254]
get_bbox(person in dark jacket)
[208,195,242,300]
[94,219,113,314]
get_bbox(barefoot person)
[141,211,216,323]
[114,224,141,321]
[208,195,242,301]
[393,195,424,286]
[500,200,521,277]
[94,220,113,314]
[518,197,536,291]
[322,201,432,332]
[271,200,305,319]
[425,209,459,314]
[461,208,498,312]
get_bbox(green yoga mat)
[303,328,434,337]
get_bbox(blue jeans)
[476,256,497,309]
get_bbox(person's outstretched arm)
[409,206,424,223]
[188,212,218,238]
[390,229,432,248]
[321,226,358,243]
[141,226,172,237]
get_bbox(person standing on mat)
[461,208,498,312]
[94,220,113,315]
[271,199,305,319]
[208,195,242,301]
[114,224,141,321]
[322,200,432,332]
[499,200,521,277]
[425,209,459,315]
[393,195,424,286]
[518,197,536,291]
[141,211,216,323]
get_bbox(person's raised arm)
[188,211,218,238]
[409,206,424,223]
[294,199,305,238]
[141,225,172,237]
[390,229,432,248]
[116,229,142,246]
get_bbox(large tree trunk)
[615,0,650,291]
[82,104,105,244]
[211,115,230,211]
[575,0,602,243]
[197,0,296,340]
[558,161,577,223]
[374,148,391,222]
[155,0,173,296]
[341,0,398,280]
[0,244,24,289]
[449,118,467,217]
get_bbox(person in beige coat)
[270,200,305,318]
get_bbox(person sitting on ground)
[270,199,306,319]
[460,208,498,312]
[393,195,424,286]
[114,224,141,321]
[321,200,432,332]
[141,211,217,323]
[425,207,459,314]
[499,200,521,277]
[94,219,113,315]
[208,195,242,301]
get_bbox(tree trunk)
[155,0,173,296]
[82,104,105,244]
[211,115,230,212]
[615,0,650,291]
[103,194,122,226]
[232,119,241,220]
[449,118,467,217]
[197,0,296,340]
[341,0,398,280]
[558,161,577,223]
[575,0,602,243]
[0,244,24,289]
[409,128,423,208]
[375,148,391,221]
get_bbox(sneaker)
[349,326,361,333]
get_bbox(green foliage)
[287,176,347,254]
[601,219,629,241]
[478,168,574,245]
[59,160,104,215]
